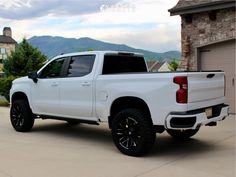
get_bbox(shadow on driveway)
[32,121,112,146]
[150,136,219,158]
[31,121,222,157]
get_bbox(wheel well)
[109,97,152,128]
[11,92,29,104]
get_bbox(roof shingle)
[0,35,17,44]
[169,0,235,16]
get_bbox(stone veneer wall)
[179,7,235,71]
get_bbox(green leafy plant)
[168,59,179,71]
[0,99,9,107]
[0,76,17,102]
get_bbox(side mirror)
[28,71,38,83]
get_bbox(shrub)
[168,59,179,71]
[0,99,9,107]
[0,76,17,102]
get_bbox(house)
[147,61,170,72]
[169,0,235,113]
[0,27,17,76]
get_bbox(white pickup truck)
[10,51,229,156]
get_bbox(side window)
[39,58,65,78]
[67,55,95,77]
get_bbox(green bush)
[0,76,17,102]
[0,99,9,107]
[168,59,179,71]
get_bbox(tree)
[3,38,47,76]
[0,39,47,102]
[168,59,179,71]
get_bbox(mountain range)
[28,36,180,61]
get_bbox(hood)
[12,76,29,84]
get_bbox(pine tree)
[3,38,47,76]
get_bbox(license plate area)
[206,107,213,118]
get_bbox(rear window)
[102,54,147,74]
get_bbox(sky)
[0,0,181,53]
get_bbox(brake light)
[174,76,188,103]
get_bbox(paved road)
[0,107,235,177]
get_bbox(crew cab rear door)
[59,55,96,120]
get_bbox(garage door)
[200,39,235,114]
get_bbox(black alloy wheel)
[10,100,34,132]
[112,109,155,156]
[116,116,140,150]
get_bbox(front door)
[31,57,66,116]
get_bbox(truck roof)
[52,50,144,60]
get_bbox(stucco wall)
[179,8,235,71]
[0,43,15,72]
[0,43,16,56]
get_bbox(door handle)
[233,78,235,86]
[207,74,215,78]
[82,82,91,87]
[51,82,58,87]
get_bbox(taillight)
[174,76,188,103]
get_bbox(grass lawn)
[0,99,9,107]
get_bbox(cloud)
[81,0,179,25]
[100,25,181,52]
[2,19,180,52]
[0,0,181,52]
[0,0,120,19]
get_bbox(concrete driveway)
[0,107,235,177]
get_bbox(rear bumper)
[165,104,229,130]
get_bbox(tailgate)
[188,72,225,105]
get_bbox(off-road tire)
[111,108,156,156]
[10,100,34,132]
